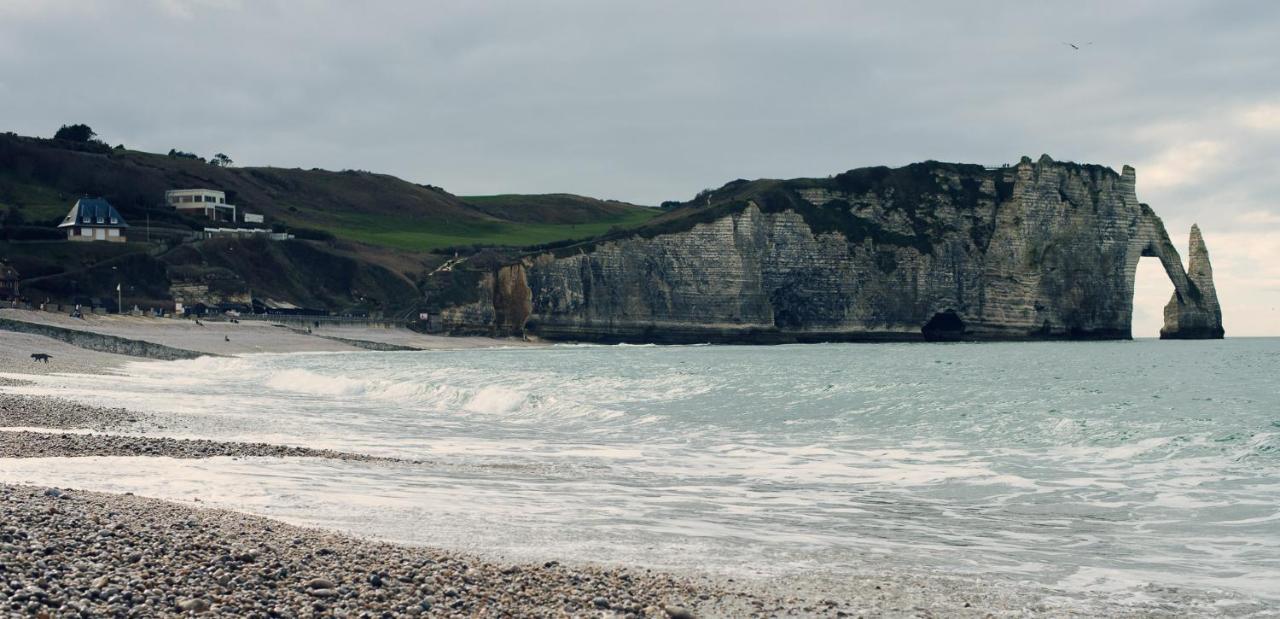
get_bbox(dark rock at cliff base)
[440,157,1224,343]
[921,310,967,342]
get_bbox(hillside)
[0,132,658,251]
[0,130,658,315]
[461,193,647,224]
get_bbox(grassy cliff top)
[543,156,1123,258]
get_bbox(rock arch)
[1127,205,1223,339]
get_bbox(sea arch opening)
[1133,256,1176,338]
[922,309,966,341]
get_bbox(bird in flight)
[1062,41,1093,50]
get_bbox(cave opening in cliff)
[922,310,966,342]
[1133,257,1175,338]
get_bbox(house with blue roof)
[57,197,129,242]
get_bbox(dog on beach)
[30,353,52,363]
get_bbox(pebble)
[176,598,211,612]
[304,578,336,590]
[665,604,695,619]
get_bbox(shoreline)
[0,308,541,361]
[3,324,1275,616]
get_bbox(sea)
[3,339,1278,613]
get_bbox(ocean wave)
[264,368,372,397]
[463,385,530,414]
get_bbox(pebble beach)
[1,483,775,618]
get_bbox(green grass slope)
[0,133,658,252]
[461,193,651,223]
[330,208,659,252]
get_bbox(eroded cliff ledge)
[441,155,1224,343]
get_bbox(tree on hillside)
[211,153,234,167]
[53,123,97,143]
[168,149,207,163]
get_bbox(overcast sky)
[1,0,1277,335]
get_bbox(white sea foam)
[265,369,370,396]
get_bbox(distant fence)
[233,314,413,328]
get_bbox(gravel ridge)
[1,392,414,463]
[1,393,145,431]
[0,431,420,463]
[0,483,786,618]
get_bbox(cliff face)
[441,156,1224,342]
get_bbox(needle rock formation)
[1161,224,1224,339]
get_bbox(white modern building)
[165,188,237,222]
[57,197,129,242]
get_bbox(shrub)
[53,124,96,143]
